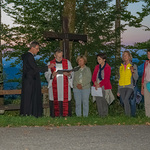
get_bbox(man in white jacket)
[45,48,73,117]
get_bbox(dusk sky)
[120,1,150,45]
[1,1,150,46]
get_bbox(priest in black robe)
[20,41,54,117]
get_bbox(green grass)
[0,113,150,127]
[0,97,149,127]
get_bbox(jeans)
[73,88,90,117]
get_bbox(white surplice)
[45,60,73,101]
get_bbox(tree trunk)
[0,0,4,106]
[83,0,88,57]
[62,0,76,61]
[115,0,121,81]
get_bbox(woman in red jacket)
[92,53,112,117]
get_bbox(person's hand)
[63,72,71,76]
[94,82,100,90]
[95,84,100,90]
[48,63,55,68]
[117,93,120,97]
[52,72,57,77]
[130,66,134,73]
[94,81,97,86]
[77,84,82,89]
[141,84,144,95]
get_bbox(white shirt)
[145,62,150,81]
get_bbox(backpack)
[130,63,137,99]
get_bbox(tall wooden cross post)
[43,17,87,60]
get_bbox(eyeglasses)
[34,47,39,50]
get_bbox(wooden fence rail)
[0,88,48,95]
[0,88,50,116]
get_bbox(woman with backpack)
[117,51,138,116]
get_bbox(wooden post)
[42,86,50,116]
[62,17,69,60]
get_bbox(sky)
[1,1,150,46]
[120,1,150,45]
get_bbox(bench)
[0,87,50,116]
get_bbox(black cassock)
[20,52,48,117]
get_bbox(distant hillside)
[3,67,21,90]
[2,57,21,90]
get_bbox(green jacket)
[73,65,92,89]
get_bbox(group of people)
[20,41,150,118]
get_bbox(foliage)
[4,97,21,105]
[73,0,116,68]
[2,1,147,61]
[125,39,150,70]
[1,0,150,89]
[2,0,62,60]
[2,0,63,85]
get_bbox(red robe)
[50,58,69,117]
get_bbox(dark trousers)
[120,86,137,117]
[95,89,108,117]
[130,86,137,117]
[120,88,133,116]
[49,100,72,117]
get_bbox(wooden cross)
[43,17,87,60]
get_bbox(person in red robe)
[45,48,73,117]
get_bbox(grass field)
[0,97,150,127]
[0,112,150,127]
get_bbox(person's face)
[147,52,150,60]
[33,45,39,55]
[54,52,63,62]
[123,52,130,62]
[97,56,105,65]
[78,58,85,67]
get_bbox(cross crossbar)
[44,31,87,42]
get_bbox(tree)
[73,0,116,70]
[2,0,115,70]
[2,0,149,87]
[62,0,76,60]
[115,0,121,81]
[0,0,4,105]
